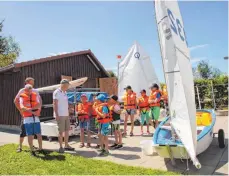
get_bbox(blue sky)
[0,1,228,82]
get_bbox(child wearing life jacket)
[122,85,137,137]
[95,94,111,156]
[76,94,91,148]
[108,95,123,149]
[137,89,150,135]
[148,83,161,128]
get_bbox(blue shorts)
[125,109,136,115]
[79,119,90,130]
[24,122,41,136]
[100,123,110,136]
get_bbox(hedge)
[160,75,228,110]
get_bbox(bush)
[194,75,228,109]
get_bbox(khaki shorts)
[57,116,70,133]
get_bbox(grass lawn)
[0,144,178,175]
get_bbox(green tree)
[195,60,222,79]
[0,20,20,67]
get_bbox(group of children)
[76,83,167,156]
[76,93,122,156]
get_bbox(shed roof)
[0,49,109,76]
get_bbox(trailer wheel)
[218,129,225,148]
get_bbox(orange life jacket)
[96,103,112,124]
[76,102,90,119]
[149,90,161,107]
[20,92,41,117]
[122,92,136,109]
[138,95,149,111]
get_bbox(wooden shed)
[0,50,109,125]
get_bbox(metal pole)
[196,86,201,109]
[211,80,216,110]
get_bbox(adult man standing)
[122,85,137,136]
[53,79,74,153]
[14,77,42,152]
[19,84,43,156]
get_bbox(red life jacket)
[96,103,112,124]
[76,102,90,119]
[149,90,161,107]
[20,92,41,117]
[138,95,149,111]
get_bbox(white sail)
[118,41,159,99]
[155,0,200,168]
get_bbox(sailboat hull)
[152,109,216,159]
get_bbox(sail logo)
[134,52,140,59]
[167,8,188,46]
[162,22,172,40]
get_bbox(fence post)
[211,80,216,110]
[196,86,201,109]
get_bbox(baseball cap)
[124,85,132,90]
[96,94,107,102]
[109,95,118,101]
[150,83,159,89]
[140,89,146,93]
[25,84,33,90]
[60,79,70,84]
[81,94,87,98]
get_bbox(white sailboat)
[152,0,225,169]
[118,41,159,99]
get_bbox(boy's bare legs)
[80,128,84,145]
[114,130,118,144]
[130,114,134,134]
[36,134,42,150]
[117,130,122,144]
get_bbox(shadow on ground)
[164,138,228,175]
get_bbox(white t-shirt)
[53,88,69,117]
[15,88,40,100]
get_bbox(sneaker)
[33,146,38,150]
[38,149,47,155]
[110,143,118,148]
[103,150,110,156]
[59,147,64,153]
[64,146,75,151]
[16,148,22,153]
[30,151,36,156]
[97,148,105,152]
[130,132,134,137]
[98,149,106,156]
[114,144,123,150]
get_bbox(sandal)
[95,144,100,149]
[86,143,91,148]
[79,143,85,148]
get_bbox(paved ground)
[0,116,228,175]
